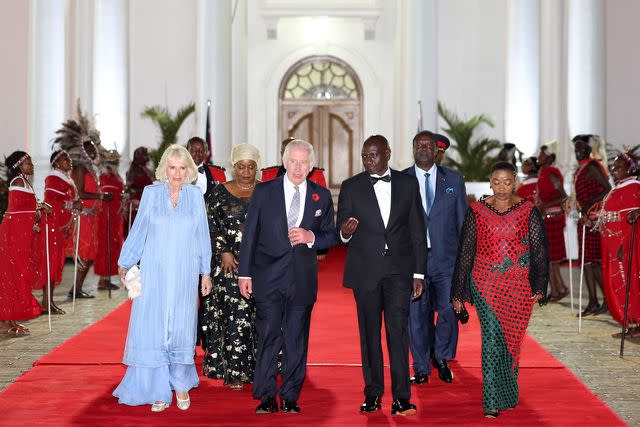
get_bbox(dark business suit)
[238,175,335,401]
[403,165,467,373]
[337,170,426,400]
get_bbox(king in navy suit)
[403,130,468,385]
[238,139,335,414]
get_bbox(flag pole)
[417,100,424,133]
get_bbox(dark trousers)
[409,271,459,374]
[253,293,313,401]
[353,272,412,400]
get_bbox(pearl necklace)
[236,180,255,190]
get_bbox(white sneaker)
[151,402,169,412]
[176,394,190,411]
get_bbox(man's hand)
[578,216,594,227]
[220,252,238,275]
[239,278,253,299]
[201,275,213,296]
[412,278,424,300]
[340,217,359,239]
[288,227,313,246]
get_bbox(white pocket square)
[315,209,322,217]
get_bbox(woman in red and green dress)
[596,150,640,337]
[452,162,549,418]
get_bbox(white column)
[0,1,29,154]
[29,0,69,196]
[196,0,232,168]
[504,0,540,157]
[566,0,605,137]
[395,0,437,167]
[93,0,128,155]
[67,0,94,118]
[540,0,568,168]
[411,0,437,133]
[232,0,248,146]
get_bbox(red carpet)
[0,248,624,426]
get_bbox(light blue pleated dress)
[113,183,211,406]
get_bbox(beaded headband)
[11,153,29,170]
[51,149,68,166]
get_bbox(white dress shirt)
[195,163,207,195]
[415,163,437,248]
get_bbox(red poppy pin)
[312,193,320,202]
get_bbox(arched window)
[280,57,361,100]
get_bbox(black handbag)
[455,305,469,324]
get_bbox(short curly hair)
[155,144,198,184]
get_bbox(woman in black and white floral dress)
[201,143,260,390]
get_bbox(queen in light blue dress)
[113,180,211,406]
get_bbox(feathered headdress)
[52,100,106,169]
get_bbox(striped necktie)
[287,185,300,229]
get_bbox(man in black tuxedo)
[238,139,335,414]
[337,135,426,416]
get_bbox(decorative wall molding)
[261,0,381,40]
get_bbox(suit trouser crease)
[253,294,312,401]
[409,271,459,374]
[354,272,411,400]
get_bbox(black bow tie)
[370,174,391,185]
[198,165,206,174]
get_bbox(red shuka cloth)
[0,188,44,320]
[599,178,640,325]
[94,173,124,276]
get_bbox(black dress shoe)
[432,358,454,383]
[410,372,429,385]
[391,399,416,416]
[593,303,608,315]
[255,397,278,414]
[280,399,300,413]
[68,291,95,299]
[359,396,382,413]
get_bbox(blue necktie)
[424,172,433,214]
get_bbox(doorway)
[279,56,363,195]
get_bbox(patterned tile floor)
[0,263,639,425]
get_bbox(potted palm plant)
[438,102,501,200]
[141,103,196,167]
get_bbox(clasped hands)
[288,227,313,246]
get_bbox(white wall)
[437,0,508,143]
[604,0,640,150]
[0,0,29,154]
[246,0,398,168]
[127,0,197,158]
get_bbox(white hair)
[282,139,315,169]
[155,144,198,183]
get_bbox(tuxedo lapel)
[386,170,400,231]
[359,173,386,231]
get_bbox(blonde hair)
[155,144,198,184]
